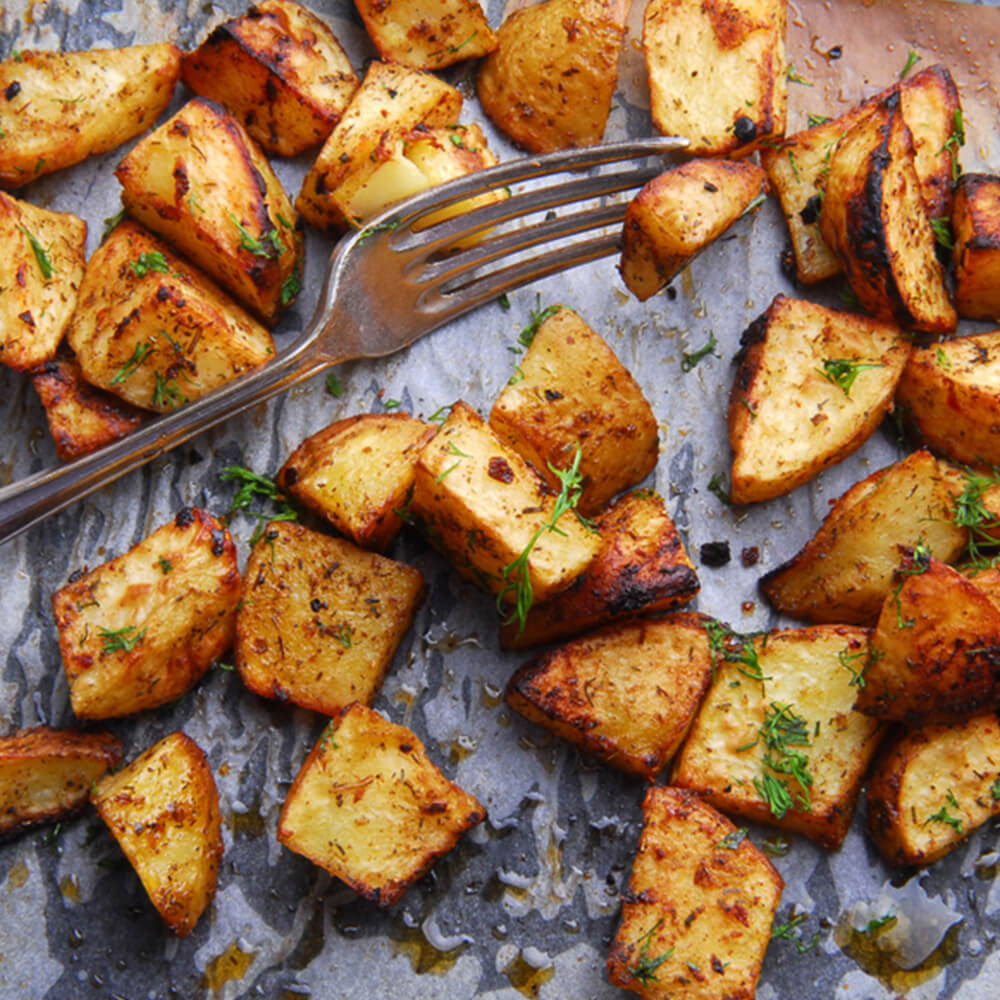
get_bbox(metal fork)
[0,136,687,544]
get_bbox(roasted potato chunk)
[953,173,1000,322]
[867,712,1000,867]
[643,0,786,157]
[672,624,883,847]
[356,0,497,70]
[489,306,658,514]
[728,295,910,504]
[411,401,601,605]
[116,98,302,323]
[181,0,359,157]
[620,159,766,301]
[0,44,180,188]
[235,521,425,716]
[0,193,86,371]
[296,61,462,233]
[278,703,485,905]
[66,221,274,413]
[477,0,625,154]
[819,95,955,334]
[760,450,968,625]
[91,732,223,936]
[0,727,121,839]
[499,488,699,650]
[278,412,434,551]
[607,787,782,1000]
[506,616,712,779]
[52,507,240,719]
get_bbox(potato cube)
[66,220,275,413]
[116,98,302,323]
[620,159,767,301]
[0,44,180,188]
[181,0,359,157]
[506,616,712,779]
[91,732,223,936]
[953,173,1000,321]
[278,703,485,905]
[278,412,434,552]
[52,507,240,719]
[235,521,425,715]
[499,488,699,650]
[490,306,658,514]
[867,712,1000,866]
[728,295,910,504]
[0,727,121,839]
[672,624,883,847]
[607,787,782,1000]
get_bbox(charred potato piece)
[296,61,462,233]
[477,0,625,154]
[67,221,274,413]
[278,703,485,905]
[91,732,223,936]
[953,173,1000,321]
[819,95,956,334]
[728,295,910,504]
[0,727,121,839]
[52,507,240,719]
[116,98,301,323]
[0,193,86,371]
[620,159,766,301]
[181,0,359,157]
[607,787,782,1000]
[643,0,786,157]
[499,488,699,650]
[236,521,425,715]
[489,306,658,514]
[356,0,497,70]
[506,616,712,779]
[760,450,968,625]
[672,624,883,847]
[0,44,180,189]
[867,712,1000,867]
[278,412,434,552]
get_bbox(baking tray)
[0,0,999,997]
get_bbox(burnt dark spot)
[171,120,190,138]
[703,181,719,193]
[741,546,760,567]
[156,286,171,302]
[310,598,327,612]
[283,467,299,485]
[543,389,564,402]
[175,507,196,528]
[18,310,34,327]
[400,742,413,753]
[68,567,86,584]
[315,173,328,196]
[700,541,731,567]
[732,116,757,144]
[424,801,447,814]
[488,457,514,483]
[5,81,21,101]
[826,44,842,59]
[780,247,797,283]
[799,193,823,226]
[666,285,677,300]
[211,529,226,556]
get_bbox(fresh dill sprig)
[219,465,298,545]
[817,358,884,396]
[753,701,814,819]
[627,919,673,984]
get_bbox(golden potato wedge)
[116,97,301,323]
[819,95,956,334]
[499,488,699,650]
[966,565,1000,608]
[506,617,712,779]
[0,44,180,189]
[278,703,485,906]
[672,624,883,847]
[489,306,658,514]
[66,220,275,413]
[477,0,625,154]
[0,727,121,839]
[235,521,425,716]
[760,450,969,625]
[728,295,910,504]
[52,507,240,719]
[296,61,462,233]
[278,412,434,551]
[91,732,223,936]
[867,712,1000,867]
[356,0,497,70]
[607,787,782,1000]
[953,173,1000,322]
[181,0,359,157]
[411,400,601,606]
[620,159,767,301]
[858,549,1000,725]
[643,0,786,157]
[0,192,86,371]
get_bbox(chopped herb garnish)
[383,398,401,410]
[807,113,832,128]
[427,405,452,423]
[887,540,931,627]
[838,646,867,687]
[681,331,719,372]
[704,620,768,683]
[448,29,478,53]
[215,661,235,672]
[771,911,820,953]
[761,834,790,857]
[110,341,154,385]
[787,149,801,182]
[953,468,1000,570]
[280,270,301,306]
[753,702,814,819]
[899,50,922,79]
[865,913,896,934]
[130,251,170,277]
[785,64,813,86]
[839,284,860,309]
[925,790,963,833]
[818,357,884,396]
[941,109,966,181]
[497,293,511,311]
[707,473,731,505]
[157,556,173,574]
[357,218,400,243]
[935,346,951,370]
[930,217,954,250]
[332,624,353,648]
[151,372,187,409]
[98,625,146,654]
[325,372,345,397]
[229,213,286,258]
[741,192,767,216]
[220,465,298,544]
[991,777,1000,802]
[18,225,54,280]
[627,919,673,984]
[508,366,526,386]
[101,208,126,242]
[718,828,749,850]
[518,302,561,349]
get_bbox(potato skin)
[953,173,1000,322]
